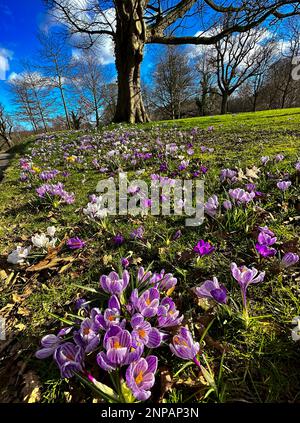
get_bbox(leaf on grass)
[103,255,113,266]
[0,269,8,280]
[245,166,260,180]
[15,322,26,331]
[22,371,41,403]
[132,257,142,265]
[26,256,74,272]
[12,293,24,303]
[159,367,174,401]
[17,306,30,317]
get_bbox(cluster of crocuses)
[36,182,75,205]
[254,226,299,266]
[36,266,201,402]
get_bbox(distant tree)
[72,51,104,129]
[195,47,217,116]
[278,17,300,108]
[213,26,275,114]
[153,47,195,120]
[9,75,39,132]
[0,103,13,148]
[38,32,73,129]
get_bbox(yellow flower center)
[145,298,151,305]
[138,329,146,338]
[113,340,121,349]
[174,336,188,346]
[135,371,144,385]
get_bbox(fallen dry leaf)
[22,371,41,403]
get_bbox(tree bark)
[221,92,229,114]
[113,1,149,124]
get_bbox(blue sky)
[0,0,48,109]
[0,0,163,114]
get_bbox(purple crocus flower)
[131,314,161,348]
[157,297,183,328]
[75,298,89,312]
[173,229,182,240]
[246,183,256,192]
[97,326,142,371]
[193,240,215,256]
[229,188,255,204]
[130,288,160,318]
[121,257,130,268]
[275,154,284,162]
[137,267,152,284]
[258,226,275,237]
[257,231,277,246]
[130,226,144,240]
[281,252,299,268]
[223,199,232,210]
[35,327,73,359]
[194,277,227,304]
[94,296,125,331]
[169,327,200,363]
[200,165,208,174]
[220,169,237,183]
[255,244,277,257]
[204,195,219,217]
[100,270,130,295]
[54,342,84,378]
[261,156,269,166]
[74,318,100,353]
[113,233,125,246]
[66,237,85,249]
[295,162,300,172]
[277,180,291,191]
[231,262,265,309]
[126,356,158,401]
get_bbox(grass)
[0,108,299,403]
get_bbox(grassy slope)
[0,108,299,403]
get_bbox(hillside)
[0,108,299,403]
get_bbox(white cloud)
[0,48,13,81]
[49,1,116,66]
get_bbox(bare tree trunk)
[113,1,149,124]
[253,93,258,112]
[221,92,229,114]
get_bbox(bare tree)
[213,27,275,114]
[9,75,39,132]
[72,51,104,129]
[195,47,217,115]
[278,17,300,108]
[0,104,13,148]
[45,0,300,123]
[38,31,72,129]
[153,46,195,119]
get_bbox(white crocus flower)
[7,246,32,264]
[83,195,108,220]
[31,233,51,249]
[292,317,300,342]
[47,226,56,237]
